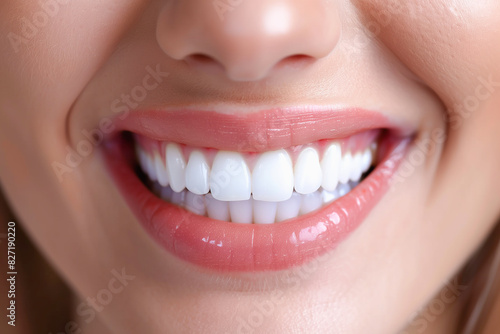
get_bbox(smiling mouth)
[103,108,412,272]
[134,130,378,224]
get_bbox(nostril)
[184,53,315,81]
[277,54,315,69]
[189,53,214,64]
[287,54,311,61]
[184,53,225,74]
[285,54,313,62]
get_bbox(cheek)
[352,0,500,302]
[355,0,500,197]
[0,1,148,185]
[0,1,148,245]
[354,0,500,107]
[0,1,145,123]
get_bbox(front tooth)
[276,192,301,222]
[294,147,322,194]
[361,148,372,172]
[206,194,230,221]
[349,152,363,182]
[166,143,186,192]
[338,151,353,184]
[321,142,341,191]
[229,200,253,224]
[252,149,294,202]
[185,151,210,195]
[185,192,206,216]
[299,191,323,215]
[154,151,169,187]
[210,152,252,201]
[253,200,277,224]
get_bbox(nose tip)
[156,0,341,82]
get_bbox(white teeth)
[253,200,278,225]
[151,181,357,224]
[252,149,294,202]
[321,142,341,191]
[210,151,252,201]
[137,146,157,182]
[321,188,339,204]
[350,152,363,182]
[170,190,186,206]
[185,151,210,195]
[136,144,146,168]
[294,147,322,194]
[136,136,378,223]
[229,200,253,224]
[154,152,169,187]
[361,148,373,172]
[276,192,302,222]
[206,194,230,221]
[338,151,353,184]
[147,157,157,181]
[166,143,186,192]
[299,191,323,215]
[336,182,352,197]
[185,192,206,216]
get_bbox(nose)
[156,0,341,82]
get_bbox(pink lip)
[111,107,411,152]
[102,109,412,271]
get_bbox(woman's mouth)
[135,130,378,223]
[102,108,413,272]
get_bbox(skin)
[1,0,500,333]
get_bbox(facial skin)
[1,0,500,333]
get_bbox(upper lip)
[109,106,414,151]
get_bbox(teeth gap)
[132,133,379,224]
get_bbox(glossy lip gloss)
[102,108,413,271]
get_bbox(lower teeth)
[149,180,361,224]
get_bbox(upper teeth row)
[136,140,375,203]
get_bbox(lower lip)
[103,134,410,272]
